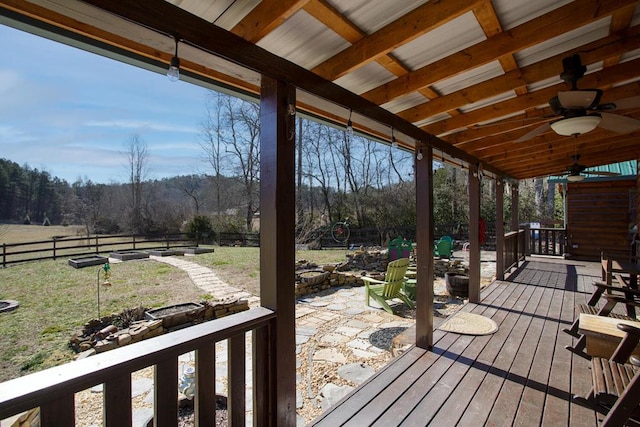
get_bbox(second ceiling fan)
[516,54,640,142]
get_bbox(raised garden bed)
[145,302,205,329]
[146,248,185,256]
[68,255,109,269]
[109,250,150,261]
[0,300,19,313]
[183,247,215,255]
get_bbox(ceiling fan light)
[550,115,601,136]
[566,174,585,182]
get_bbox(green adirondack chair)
[434,238,453,258]
[362,258,415,314]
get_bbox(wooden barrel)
[445,272,469,298]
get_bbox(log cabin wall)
[566,178,637,261]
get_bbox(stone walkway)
[82,252,494,426]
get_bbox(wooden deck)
[310,257,609,426]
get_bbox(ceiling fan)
[562,154,619,182]
[515,54,640,142]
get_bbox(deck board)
[309,258,608,427]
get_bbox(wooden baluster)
[40,394,74,426]
[195,343,216,426]
[104,375,132,427]
[155,358,178,427]
[228,333,246,426]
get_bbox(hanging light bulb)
[391,127,397,148]
[416,149,423,161]
[346,109,354,138]
[167,37,180,82]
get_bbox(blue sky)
[0,24,213,184]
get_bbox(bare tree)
[222,96,260,231]
[199,92,229,218]
[122,134,149,233]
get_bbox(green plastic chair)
[362,258,415,314]
[388,236,412,261]
[434,239,453,258]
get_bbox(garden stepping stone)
[313,348,347,363]
[319,333,348,345]
[318,383,354,411]
[326,304,346,311]
[337,363,374,385]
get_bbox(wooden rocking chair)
[362,258,414,314]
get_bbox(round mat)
[437,312,498,336]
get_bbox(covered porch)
[1,1,639,426]
[312,257,602,426]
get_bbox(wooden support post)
[511,181,520,263]
[468,164,481,303]
[257,76,296,426]
[415,143,434,349]
[511,182,519,233]
[496,178,505,280]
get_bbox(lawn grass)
[0,258,206,382]
[0,245,352,382]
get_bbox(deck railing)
[0,307,275,426]
[526,227,565,256]
[504,229,526,273]
[1,233,196,267]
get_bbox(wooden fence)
[1,233,196,267]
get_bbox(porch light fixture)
[566,174,585,182]
[550,115,601,136]
[167,37,180,82]
[346,109,354,138]
[391,128,397,148]
[416,149,423,161]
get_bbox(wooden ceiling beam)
[231,0,310,43]
[500,140,640,179]
[397,26,640,124]
[603,6,637,67]
[422,60,640,135]
[311,0,483,80]
[363,0,638,106]
[485,131,640,169]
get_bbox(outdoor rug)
[437,312,498,336]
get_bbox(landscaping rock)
[337,363,375,385]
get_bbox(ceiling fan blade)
[605,96,640,110]
[584,170,619,176]
[558,90,601,109]
[599,112,640,133]
[514,123,551,142]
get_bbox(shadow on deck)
[310,258,604,426]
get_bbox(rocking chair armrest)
[601,294,640,308]
[593,281,640,297]
[631,354,640,367]
[612,323,640,363]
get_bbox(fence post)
[53,238,56,260]
[95,235,99,254]
[166,233,170,249]
[133,235,136,250]
[2,243,5,268]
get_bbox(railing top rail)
[0,307,274,418]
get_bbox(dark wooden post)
[468,164,481,303]
[256,76,296,426]
[415,143,434,349]
[511,182,519,232]
[496,178,505,280]
[511,182,520,264]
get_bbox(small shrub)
[185,215,216,243]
